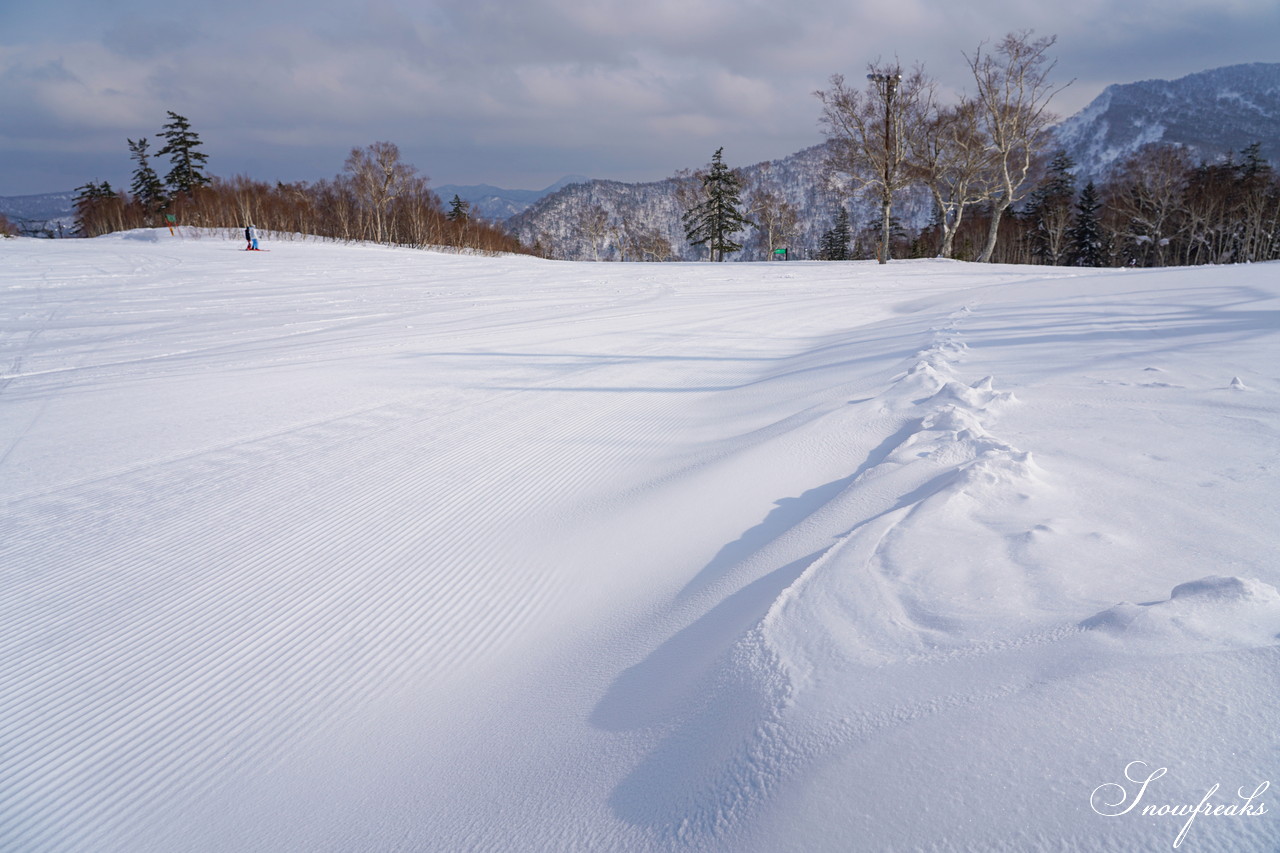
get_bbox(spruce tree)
[819,228,836,260]
[156,111,210,196]
[447,194,471,222]
[820,208,852,260]
[128,137,167,214]
[73,181,120,237]
[73,182,105,234]
[1023,150,1076,265]
[1067,181,1106,267]
[1235,143,1275,262]
[682,148,752,261]
[1239,142,1270,180]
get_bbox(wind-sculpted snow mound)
[763,321,1049,665]
[612,311,1068,844]
[1082,576,1280,649]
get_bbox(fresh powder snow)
[2,230,1277,852]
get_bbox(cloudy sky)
[2,0,1277,196]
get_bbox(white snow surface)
[3,231,1278,852]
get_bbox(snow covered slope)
[2,232,1277,852]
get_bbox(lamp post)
[867,70,902,264]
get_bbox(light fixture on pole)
[866,71,902,264]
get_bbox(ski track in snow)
[2,233,1278,852]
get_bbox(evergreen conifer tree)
[128,137,167,214]
[1067,181,1106,267]
[156,111,210,196]
[820,208,853,260]
[681,148,752,261]
[73,181,120,237]
[1239,142,1270,180]
[1023,150,1076,265]
[73,181,106,227]
[447,194,471,222]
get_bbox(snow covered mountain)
[1052,63,1280,180]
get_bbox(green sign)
[774,248,787,255]
[166,214,176,223]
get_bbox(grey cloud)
[1,0,1276,195]
[3,57,81,84]
[103,18,202,61]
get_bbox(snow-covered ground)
[2,231,1277,852]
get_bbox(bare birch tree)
[817,63,930,263]
[747,185,799,259]
[578,205,611,260]
[966,31,1067,263]
[1108,144,1193,267]
[910,96,995,258]
[344,141,422,245]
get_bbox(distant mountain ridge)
[1052,62,1280,180]
[0,191,77,236]
[436,175,591,221]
